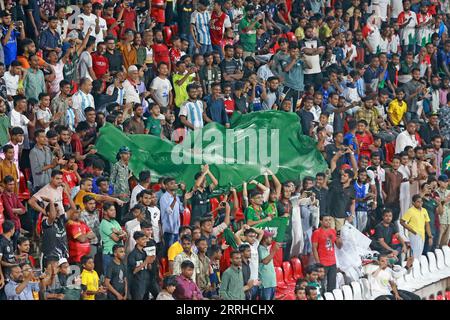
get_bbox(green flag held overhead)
[223,228,238,249]
[95,111,328,190]
[255,217,290,243]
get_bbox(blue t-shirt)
[344,132,359,163]
[1,26,20,66]
[438,49,450,71]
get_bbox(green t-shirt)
[238,17,260,52]
[258,245,276,288]
[100,218,123,254]
[0,114,11,146]
[145,116,162,137]
[173,73,195,107]
[245,205,268,223]
[262,201,278,217]
[307,281,322,299]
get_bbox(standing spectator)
[156,275,177,300]
[1,11,25,68]
[190,0,212,55]
[66,209,97,264]
[219,250,245,300]
[80,195,101,259]
[39,16,61,56]
[2,175,26,243]
[91,42,109,80]
[0,146,18,194]
[173,260,203,299]
[72,78,95,125]
[280,42,310,110]
[149,62,173,111]
[400,194,433,259]
[127,231,158,300]
[210,1,232,58]
[104,244,128,300]
[100,202,127,274]
[29,129,62,190]
[23,55,46,101]
[160,177,181,251]
[173,235,199,282]
[436,175,450,248]
[78,36,97,81]
[238,5,264,58]
[395,121,418,154]
[110,146,131,223]
[258,233,279,300]
[312,215,343,292]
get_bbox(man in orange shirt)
[74,177,124,210]
[17,39,47,69]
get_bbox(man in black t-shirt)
[40,199,69,267]
[327,149,357,231]
[187,164,218,226]
[105,244,128,300]
[0,221,17,268]
[371,209,407,262]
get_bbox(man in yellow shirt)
[387,88,407,126]
[74,178,124,210]
[401,195,433,259]
[81,256,106,300]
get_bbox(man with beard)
[4,264,40,300]
[328,148,357,231]
[179,83,211,131]
[424,76,442,116]
[419,113,440,145]
[105,36,125,73]
[299,24,325,88]
[270,38,289,80]
[91,42,109,80]
[402,68,424,121]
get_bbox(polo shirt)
[401,206,430,240]
[1,26,20,66]
[100,218,123,255]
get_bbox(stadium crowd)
[0,0,449,301]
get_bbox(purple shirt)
[173,275,203,300]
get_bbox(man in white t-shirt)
[3,61,21,100]
[371,0,391,22]
[78,0,105,45]
[149,62,173,110]
[299,25,325,87]
[92,2,107,44]
[234,226,264,299]
[122,65,142,106]
[10,95,33,149]
[369,255,402,300]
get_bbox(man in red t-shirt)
[355,120,375,160]
[91,42,110,80]
[311,215,343,292]
[66,210,97,264]
[104,2,124,39]
[116,2,136,38]
[209,1,232,58]
[151,0,166,25]
[152,29,170,72]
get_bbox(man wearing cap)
[395,120,418,154]
[122,65,142,105]
[257,232,279,300]
[436,175,450,248]
[110,146,132,222]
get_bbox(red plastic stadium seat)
[210,198,219,218]
[18,171,30,201]
[290,257,304,280]
[282,292,296,300]
[160,257,168,275]
[282,261,296,286]
[183,208,191,226]
[385,141,395,165]
[273,246,283,268]
[436,294,444,300]
[275,267,288,289]
[446,291,450,300]
[170,24,178,36]
[163,26,173,45]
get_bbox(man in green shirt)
[145,103,163,138]
[100,202,127,274]
[219,250,245,300]
[245,189,272,226]
[258,232,279,300]
[238,5,265,58]
[23,55,48,101]
[0,99,10,145]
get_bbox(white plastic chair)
[332,288,344,300]
[442,245,450,267]
[427,252,448,280]
[350,281,363,300]
[359,278,372,300]
[341,285,353,300]
[435,249,450,277]
[324,292,335,300]
[419,255,435,283]
[402,258,427,291]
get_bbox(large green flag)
[95,111,328,190]
[255,217,290,243]
[223,228,238,249]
